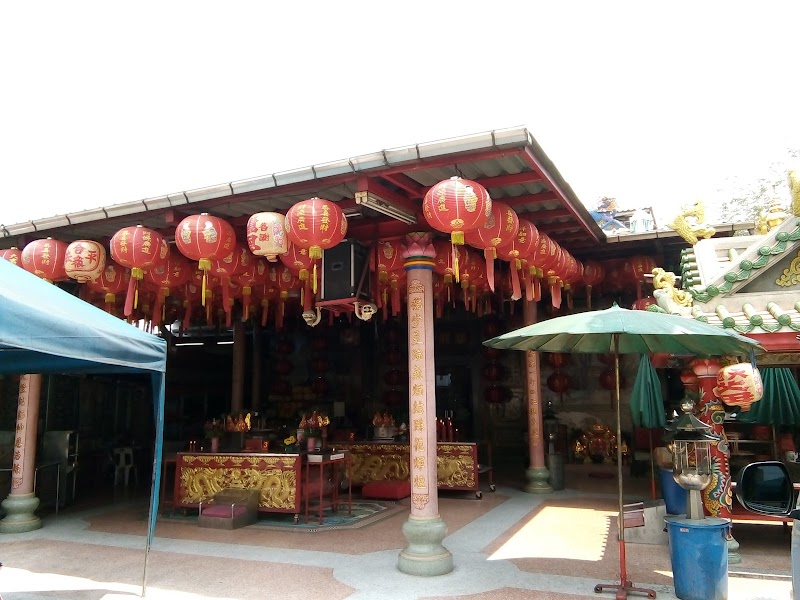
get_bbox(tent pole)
[142,373,166,597]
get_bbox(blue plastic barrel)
[665,516,729,600]
[660,468,688,515]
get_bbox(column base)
[397,514,453,576]
[525,466,553,494]
[728,534,741,565]
[0,493,42,533]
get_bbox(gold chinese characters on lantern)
[713,363,763,411]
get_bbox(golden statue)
[765,199,789,230]
[789,170,800,217]
[652,267,693,315]
[667,200,716,245]
[754,209,770,235]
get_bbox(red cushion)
[202,505,249,518]
[362,480,411,500]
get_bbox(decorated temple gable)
[676,212,800,335]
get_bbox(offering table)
[173,452,302,517]
[334,441,481,495]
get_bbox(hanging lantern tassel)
[124,268,144,317]
[104,293,116,314]
[565,285,574,311]
[242,287,252,321]
[510,259,522,301]
[586,284,593,310]
[451,243,460,283]
[277,295,286,330]
[392,281,401,316]
[303,279,313,311]
[312,262,319,294]
[549,277,562,309]
[152,290,164,328]
[485,247,496,292]
[523,268,533,302]
[198,258,212,306]
[261,297,269,327]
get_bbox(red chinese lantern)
[273,358,294,375]
[464,201,519,292]
[145,254,191,327]
[599,368,626,390]
[246,212,289,261]
[310,357,330,374]
[714,363,764,411]
[375,240,406,283]
[21,238,69,282]
[236,256,270,321]
[384,369,405,387]
[547,353,570,369]
[484,385,510,404]
[631,296,657,311]
[627,255,657,299]
[547,371,570,394]
[87,261,129,313]
[582,260,606,309]
[433,239,471,304]
[64,240,106,283]
[211,243,252,326]
[384,349,404,366]
[482,362,506,382]
[274,265,300,330]
[482,346,503,361]
[0,247,23,266]
[110,225,169,316]
[604,261,626,293]
[497,218,539,301]
[679,369,699,392]
[285,197,347,292]
[175,213,236,307]
[311,376,330,397]
[423,176,491,280]
[383,389,406,406]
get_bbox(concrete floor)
[0,463,793,600]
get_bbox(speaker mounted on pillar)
[316,240,376,320]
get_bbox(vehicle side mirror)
[735,460,797,518]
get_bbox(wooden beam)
[381,173,427,198]
[474,171,543,189]
[501,192,558,208]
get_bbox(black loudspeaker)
[320,240,371,302]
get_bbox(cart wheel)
[647,593,656,599]
[593,585,602,593]
[475,491,482,499]
[489,484,496,492]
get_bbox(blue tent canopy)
[0,257,166,595]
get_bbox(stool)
[361,479,411,500]
[112,447,137,487]
[198,488,259,530]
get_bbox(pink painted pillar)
[397,233,453,576]
[691,357,740,563]
[523,299,552,493]
[0,374,43,533]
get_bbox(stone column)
[0,374,43,533]
[523,299,552,493]
[398,233,453,577]
[691,358,740,564]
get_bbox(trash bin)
[660,468,688,515]
[547,453,565,491]
[665,516,729,600]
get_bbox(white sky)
[1,2,799,227]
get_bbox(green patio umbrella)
[484,303,763,600]
[630,354,666,499]
[737,367,800,425]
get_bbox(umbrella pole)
[594,335,656,599]
[649,434,657,500]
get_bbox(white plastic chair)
[113,447,137,487]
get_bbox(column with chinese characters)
[523,299,552,493]
[691,358,740,564]
[0,374,43,533]
[397,233,453,577]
